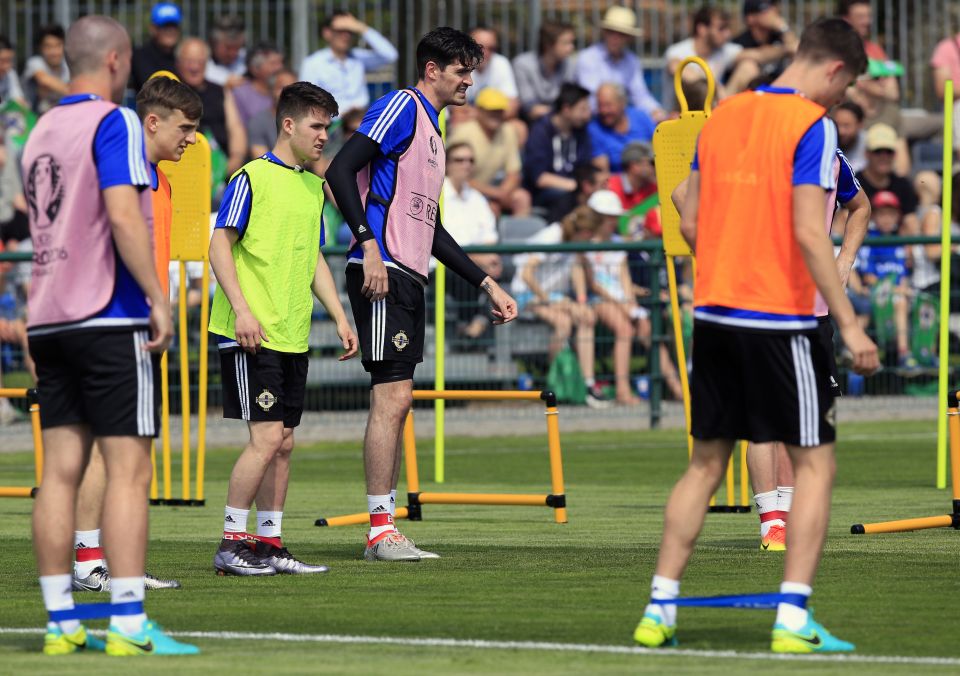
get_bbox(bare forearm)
[536,173,577,192]
[311,255,348,325]
[209,232,252,316]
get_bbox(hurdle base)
[708,505,752,513]
[150,498,206,507]
[851,512,960,534]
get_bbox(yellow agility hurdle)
[316,390,568,527]
[653,57,749,513]
[0,388,43,498]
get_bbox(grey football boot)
[363,531,425,562]
[72,566,111,592]
[253,541,329,574]
[144,571,182,589]
[214,539,276,576]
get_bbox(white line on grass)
[2,627,958,666]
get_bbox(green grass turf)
[0,419,958,674]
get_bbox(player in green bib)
[208,82,358,576]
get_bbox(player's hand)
[235,310,268,353]
[361,242,389,302]
[839,322,879,376]
[144,299,174,354]
[483,278,518,325]
[337,319,359,361]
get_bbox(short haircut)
[65,16,129,76]
[621,141,653,167]
[0,35,12,52]
[416,27,483,80]
[35,24,65,48]
[834,100,865,122]
[209,15,245,43]
[136,75,203,121]
[275,81,338,134]
[538,21,574,56]
[796,17,868,76]
[836,0,871,16]
[445,141,473,157]
[574,163,599,188]
[692,6,728,33]
[321,11,351,31]
[553,82,590,113]
[246,42,281,73]
[340,107,365,133]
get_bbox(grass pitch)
[0,419,958,674]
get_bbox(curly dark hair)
[416,27,483,80]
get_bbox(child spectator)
[22,25,69,114]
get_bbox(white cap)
[587,189,624,216]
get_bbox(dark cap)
[743,0,775,17]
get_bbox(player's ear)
[282,116,296,136]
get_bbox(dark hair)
[836,0,871,16]
[136,75,203,121]
[416,27,483,80]
[321,11,351,31]
[553,82,590,113]
[0,35,12,52]
[275,81,339,134]
[538,21,574,56]
[35,24,65,48]
[796,17,868,76]
[692,6,728,34]
[245,41,281,73]
[680,78,708,112]
[574,163,599,189]
[833,100,865,122]
[340,107,365,133]
[209,15,245,43]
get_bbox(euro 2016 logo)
[428,135,439,168]
[26,154,64,229]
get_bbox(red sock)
[222,531,250,541]
[251,534,282,548]
[760,510,788,525]
[75,546,105,563]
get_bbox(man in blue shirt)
[298,11,398,114]
[588,82,656,173]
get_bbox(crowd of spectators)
[1,1,959,413]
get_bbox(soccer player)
[210,81,358,576]
[24,16,196,655]
[326,27,518,562]
[749,148,871,552]
[70,74,202,594]
[633,18,878,653]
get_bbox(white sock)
[256,511,282,539]
[754,490,783,537]
[776,486,794,513]
[643,575,680,626]
[389,489,397,517]
[775,581,812,631]
[367,494,395,540]
[110,576,147,635]
[40,574,80,634]
[74,529,105,578]
[223,505,249,537]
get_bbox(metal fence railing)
[0,1,955,110]
[2,234,957,428]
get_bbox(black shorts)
[29,328,160,437]
[346,265,425,370]
[817,315,842,396]
[690,321,837,447]
[219,346,308,428]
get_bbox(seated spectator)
[22,24,69,114]
[588,82,655,173]
[299,11,398,115]
[858,124,932,236]
[0,36,26,107]
[247,69,298,159]
[511,204,610,407]
[839,0,901,132]
[131,2,181,91]
[849,191,914,368]
[583,190,683,403]
[442,142,502,339]
[831,100,867,173]
[931,29,960,152]
[608,142,657,237]
[575,6,664,121]
[176,37,247,176]
[466,26,520,119]
[205,15,247,88]
[725,0,798,94]
[910,171,945,297]
[663,5,741,109]
[524,83,593,221]
[448,88,530,216]
[512,21,576,123]
[232,43,284,129]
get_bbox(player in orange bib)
[70,75,201,594]
[634,18,879,653]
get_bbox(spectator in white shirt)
[22,24,69,115]
[205,15,247,88]
[663,6,741,109]
[298,12,398,114]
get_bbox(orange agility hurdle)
[315,390,568,527]
[0,388,44,498]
